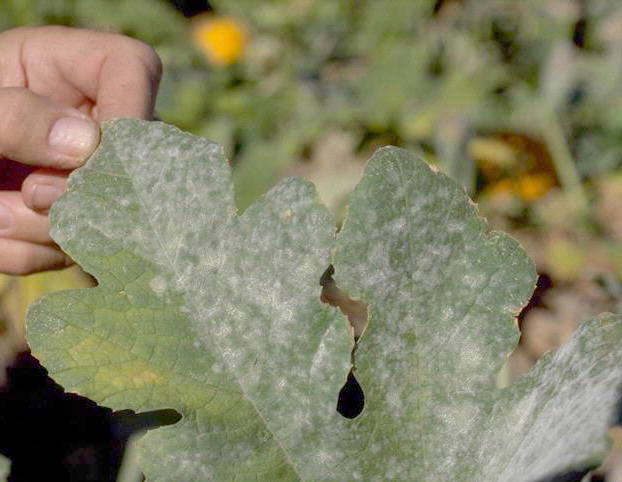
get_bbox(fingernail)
[31,185,63,211]
[48,116,99,158]
[0,204,13,230]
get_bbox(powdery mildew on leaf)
[28,119,351,481]
[333,147,622,481]
[26,120,622,482]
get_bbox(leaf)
[333,148,622,480]
[28,119,351,481]
[0,266,92,340]
[27,120,622,481]
[0,454,9,481]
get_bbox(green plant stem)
[540,104,589,213]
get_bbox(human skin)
[0,26,162,275]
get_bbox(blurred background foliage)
[2,0,622,392]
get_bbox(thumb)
[0,87,100,169]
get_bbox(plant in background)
[0,453,7,480]
[24,119,622,481]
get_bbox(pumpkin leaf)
[27,120,622,481]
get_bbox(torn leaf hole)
[337,371,365,419]
[320,265,368,419]
[320,265,368,339]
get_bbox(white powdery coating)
[50,120,353,482]
[149,276,168,297]
[473,318,622,482]
[47,125,622,482]
[107,124,349,478]
[333,147,620,481]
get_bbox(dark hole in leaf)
[320,266,367,419]
[337,371,364,419]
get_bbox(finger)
[0,238,71,275]
[0,87,100,169]
[6,26,162,121]
[21,168,68,212]
[92,39,162,121]
[0,191,53,244]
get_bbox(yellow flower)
[486,178,516,199]
[192,15,248,67]
[485,174,555,202]
[516,173,555,202]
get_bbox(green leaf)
[333,147,621,480]
[27,120,622,481]
[28,119,351,481]
[0,454,9,481]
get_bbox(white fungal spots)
[385,390,404,419]
[276,378,287,392]
[149,276,168,296]
[49,125,568,481]
[446,220,463,233]
[441,306,454,321]
[389,217,406,236]
[316,451,337,467]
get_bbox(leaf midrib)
[116,141,307,481]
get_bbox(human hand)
[0,26,162,275]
